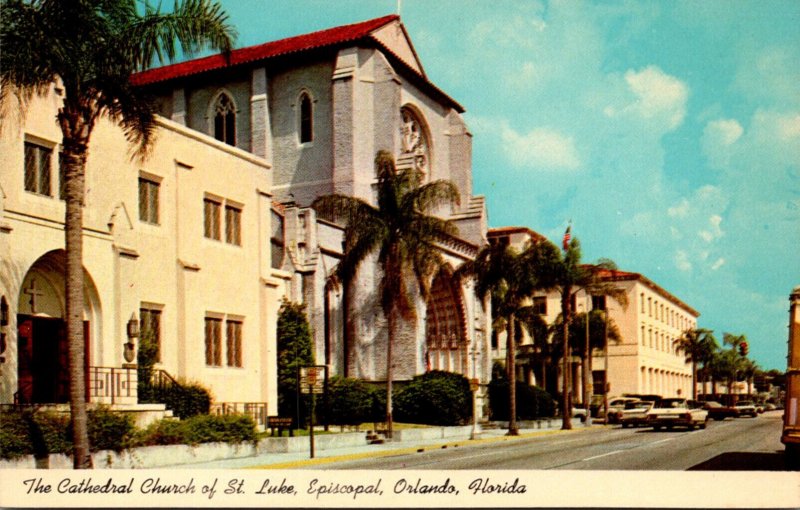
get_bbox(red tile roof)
[131,14,399,86]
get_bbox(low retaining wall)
[391,425,476,442]
[0,432,368,469]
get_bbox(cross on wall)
[24,278,45,314]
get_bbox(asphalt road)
[315,411,791,471]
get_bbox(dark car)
[703,401,738,420]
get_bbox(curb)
[246,424,602,469]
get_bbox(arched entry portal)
[16,250,100,404]
[424,271,468,374]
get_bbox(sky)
[212,0,799,370]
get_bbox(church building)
[132,14,492,386]
[0,15,492,420]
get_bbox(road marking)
[649,437,676,446]
[583,450,623,461]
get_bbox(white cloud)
[711,258,726,270]
[698,214,724,242]
[667,198,690,218]
[675,250,692,272]
[708,119,744,145]
[500,123,581,170]
[610,66,689,131]
[702,118,743,169]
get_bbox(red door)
[16,316,90,403]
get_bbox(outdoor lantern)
[124,312,139,363]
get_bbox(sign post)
[300,365,326,458]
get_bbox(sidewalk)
[161,420,599,470]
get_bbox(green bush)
[324,376,384,426]
[131,413,257,447]
[130,419,186,446]
[0,411,71,459]
[394,370,472,426]
[488,379,556,420]
[86,406,135,452]
[0,411,34,459]
[167,381,212,419]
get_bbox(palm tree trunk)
[561,290,572,430]
[506,315,518,435]
[62,135,92,469]
[385,305,395,439]
[691,361,697,400]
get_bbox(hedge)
[324,376,384,426]
[394,370,472,426]
[488,380,556,420]
[0,410,256,460]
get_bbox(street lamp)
[469,336,481,440]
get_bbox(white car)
[734,400,758,417]
[645,398,709,431]
[619,400,655,428]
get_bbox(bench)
[267,416,294,437]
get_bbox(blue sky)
[214,0,799,370]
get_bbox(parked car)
[645,398,709,431]
[763,403,777,412]
[619,400,655,428]
[734,400,758,417]
[604,397,642,423]
[572,407,588,423]
[703,401,739,420]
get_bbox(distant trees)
[674,328,717,399]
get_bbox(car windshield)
[655,398,685,409]
[705,402,721,408]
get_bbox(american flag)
[562,225,571,251]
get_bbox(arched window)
[213,93,236,146]
[299,92,313,144]
[425,272,467,374]
[400,106,430,176]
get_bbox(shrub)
[488,379,556,420]
[0,411,71,459]
[394,370,472,426]
[0,411,33,459]
[130,419,186,446]
[324,376,384,426]
[85,406,135,452]
[131,413,256,447]
[165,381,212,419]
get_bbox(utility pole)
[584,295,592,425]
[603,309,610,422]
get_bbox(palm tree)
[1,0,235,468]
[459,240,543,435]
[528,234,625,429]
[673,328,717,399]
[723,333,749,394]
[312,151,460,439]
[551,309,623,405]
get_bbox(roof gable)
[370,19,425,77]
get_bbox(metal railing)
[89,366,137,403]
[210,402,269,428]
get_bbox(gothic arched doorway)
[16,250,100,404]
[424,271,467,374]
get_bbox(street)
[313,411,790,470]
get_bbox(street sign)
[470,378,480,392]
[300,366,325,394]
